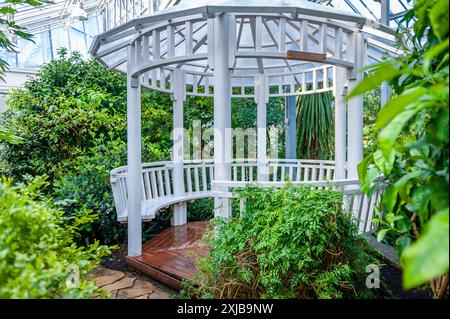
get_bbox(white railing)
[110,159,336,213]
[182,160,215,193]
[110,159,384,233]
[111,161,174,217]
[212,179,385,234]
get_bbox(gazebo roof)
[156,0,363,20]
[89,0,399,95]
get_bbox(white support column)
[127,44,142,257]
[151,0,160,14]
[380,0,390,108]
[380,82,390,108]
[285,95,297,159]
[213,13,232,219]
[172,68,187,226]
[347,32,365,179]
[381,0,390,26]
[334,66,347,180]
[255,75,269,181]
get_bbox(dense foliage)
[0,49,127,180]
[0,50,172,244]
[351,0,449,297]
[52,136,128,244]
[0,177,111,298]
[296,91,334,159]
[363,88,382,153]
[184,185,380,299]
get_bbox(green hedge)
[0,177,111,298]
[0,50,173,244]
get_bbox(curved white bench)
[110,159,385,233]
[110,159,335,221]
[111,160,216,222]
[117,191,213,222]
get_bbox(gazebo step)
[126,221,211,290]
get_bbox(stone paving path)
[94,266,176,299]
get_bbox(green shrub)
[0,177,112,298]
[363,88,382,154]
[0,50,173,245]
[187,198,214,221]
[184,185,381,299]
[52,135,127,245]
[0,49,127,181]
[52,133,174,245]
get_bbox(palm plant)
[296,91,334,159]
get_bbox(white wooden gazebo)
[89,0,398,259]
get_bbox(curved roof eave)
[89,3,396,59]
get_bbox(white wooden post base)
[172,202,188,226]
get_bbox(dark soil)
[101,243,128,272]
[101,213,172,273]
[380,261,431,299]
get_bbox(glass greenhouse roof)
[0,0,412,71]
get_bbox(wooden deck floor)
[126,221,210,290]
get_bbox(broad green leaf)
[375,87,427,131]
[346,63,402,99]
[374,149,395,175]
[411,186,432,226]
[424,39,449,72]
[386,212,404,224]
[361,167,380,194]
[382,186,399,214]
[429,0,449,40]
[394,170,422,202]
[435,111,449,142]
[429,176,450,212]
[413,0,429,38]
[0,124,23,144]
[402,208,449,290]
[378,104,426,160]
[377,229,389,242]
[396,216,412,233]
[396,236,412,256]
[357,156,373,183]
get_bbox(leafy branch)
[348,0,449,297]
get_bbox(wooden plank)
[126,222,210,291]
[126,256,183,291]
[286,50,326,63]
